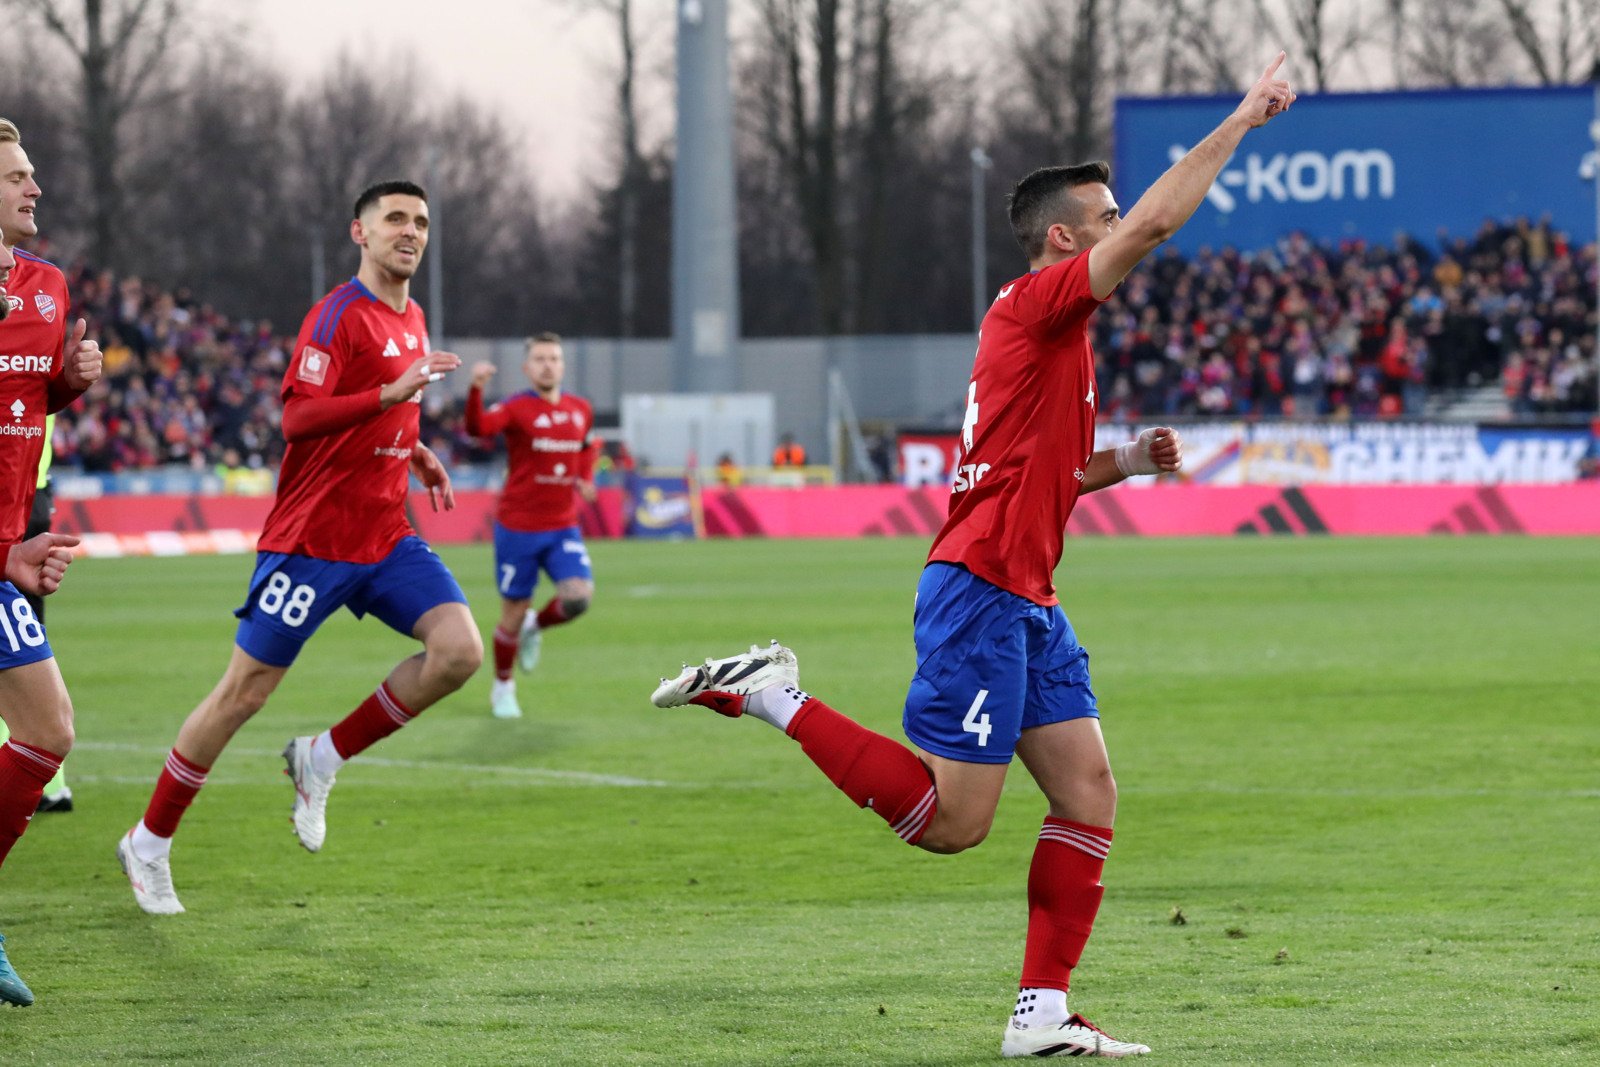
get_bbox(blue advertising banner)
[624,474,699,538]
[1113,86,1598,253]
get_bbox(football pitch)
[2,535,1597,1064]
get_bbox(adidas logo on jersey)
[383,338,402,357]
[534,414,553,428]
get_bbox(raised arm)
[1087,52,1295,300]
[464,361,513,437]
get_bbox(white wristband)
[1114,432,1160,477]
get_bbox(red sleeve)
[465,386,513,437]
[575,401,597,479]
[0,543,10,579]
[282,390,384,442]
[1013,254,1105,339]
[46,371,86,414]
[283,303,351,401]
[46,283,84,413]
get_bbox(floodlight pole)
[970,146,992,334]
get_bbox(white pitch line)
[70,740,684,789]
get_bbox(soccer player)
[116,180,482,916]
[465,333,597,720]
[651,56,1296,1058]
[0,117,104,1007]
[0,120,71,814]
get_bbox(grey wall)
[448,334,978,463]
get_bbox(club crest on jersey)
[33,292,56,323]
[405,333,418,350]
[298,346,330,386]
[383,338,402,357]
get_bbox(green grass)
[3,536,1598,1064]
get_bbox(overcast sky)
[191,0,641,202]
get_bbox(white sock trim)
[310,731,345,777]
[1013,987,1069,1028]
[130,820,171,861]
[745,684,809,732]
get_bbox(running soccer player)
[651,56,1296,1058]
[465,333,597,720]
[117,180,482,916]
[0,117,104,1007]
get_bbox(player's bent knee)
[916,807,996,854]
[917,821,991,855]
[428,631,483,688]
[559,596,590,621]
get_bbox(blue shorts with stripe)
[492,522,592,601]
[0,581,54,671]
[233,536,467,667]
[902,563,1098,765]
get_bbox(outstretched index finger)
[1260,51,1285,82]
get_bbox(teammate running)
[0,117,103,1006]
[650,55,1296,1058]
[117,180,482,916]
[465,332,597,720]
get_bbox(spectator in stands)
[772,434,807,467]
[716,453,741,488]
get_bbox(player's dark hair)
[1007,161,1111,260]
[527,331,562,348]
[353,180,427,219]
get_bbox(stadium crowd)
[32,217,1600,480]
[1093,215,1598,420]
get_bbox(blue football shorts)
[902,562,1098,765]
[234,536,467,667]
[0,580,54,671]
[492,522,593,602]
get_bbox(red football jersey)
[465,387,595,532]
[258,277,432,563]
[926,253,1106,606]
[0,249,73,543]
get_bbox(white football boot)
[650,641,799,717]
[116,830,185,915]
[1002,1013,1150,1058]
[283,736,336,852]
[517,611,542,672]
[491,678,523,720]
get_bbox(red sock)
[492,626,517,681]
[0,739,64,867]
[328,683,416,759]
[1019,816,1113,989]
[140,749,211,839]
[786,698,937,844]
[534,597,569,629]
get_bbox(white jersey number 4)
[962,689,992,747]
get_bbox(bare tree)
[9,0,181,268]
[1494,0,1600,84]
[287,59,430,294]
[1249,0,1367,92]
[1402,0,1514,87]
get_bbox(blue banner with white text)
[1113,86,1598,253]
